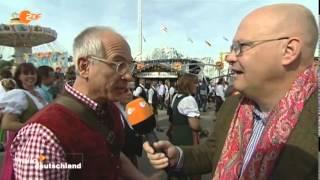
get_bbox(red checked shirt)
[11,82,100,180]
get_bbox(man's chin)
[107,93,123,102]
[233,82,244,92]
[107,96,120,102]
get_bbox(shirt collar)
[139,84,145,88]
[64,82,98,111]
[253,107,269,125]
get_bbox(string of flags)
[205,40,212,47]
[139,24,230,48]
[187,37,194,43]
[160,24,168,33]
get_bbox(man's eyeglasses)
[230,37,290,56]
[87,55,136,75]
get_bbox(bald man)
[143,4,318,180]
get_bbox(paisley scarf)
[213,64,317,180]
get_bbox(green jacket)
[180,92,317,180]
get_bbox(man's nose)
[121,72,133,81]
[225,53,237,64]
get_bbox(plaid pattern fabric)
[11,83,101,179]
[65,82,113,119]
[64,82,98,111]
[11,123,68,179]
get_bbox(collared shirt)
[157,84,165,96]
[215,84,226,101]
[37,84,54,102]
[133,84,146,97]
[11,83,101,179]
[175,107,269,176]
[114,102,127,129]
[240,108,269,175]
[171,94,200,118]
[64,82,98,111]
[148,86,156,104]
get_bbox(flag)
[223,36,229,41]
[187,37,194,43]
[205,40,212,47]
[161,24,168,32]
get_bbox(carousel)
[0,12,70,71]
[0,13,57,63]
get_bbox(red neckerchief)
[213,64,317,180]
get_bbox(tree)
[151,48,168,60]
[0,60,14,70]
[151,47,184,60]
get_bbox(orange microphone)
[126,98,159,148]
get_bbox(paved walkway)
[138,104,216,180]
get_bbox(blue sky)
[0,0,318,60]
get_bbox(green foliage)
[0,60,13,70]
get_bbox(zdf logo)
[19,10,41,24]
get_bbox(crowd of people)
[0,63,66,150]
[0,3,318,180]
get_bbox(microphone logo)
[126,98,159,146]
[127,107,135,115]
[126,98,153,126]
[139,101,147,108]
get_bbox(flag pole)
[138,0,143,61]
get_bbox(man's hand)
[143,140,180,169]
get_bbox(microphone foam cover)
[126,98,153,126]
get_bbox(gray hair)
[73,26,115,71]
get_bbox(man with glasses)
[10,26,159,179]
[143,4,318,179]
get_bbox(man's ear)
[77,57,90,79]
[281,37,302,65]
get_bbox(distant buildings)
[142,47,229,79]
